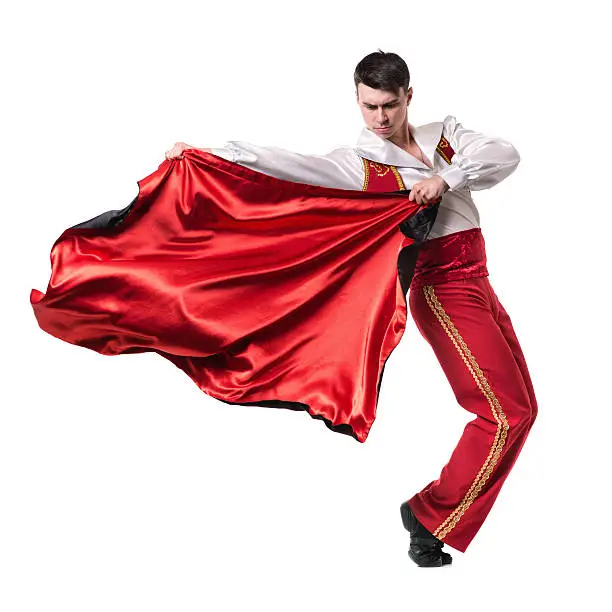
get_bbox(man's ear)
[406,87,413,105]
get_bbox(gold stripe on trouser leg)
[422,285,510,541]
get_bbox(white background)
[2,0,610,610]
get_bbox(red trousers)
[405,228,537,553]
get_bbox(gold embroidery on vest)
[369,160,390,177]
[361,158,405,191]
[422,285,510,541]
[361,157,370,191]
[391,166,406,190]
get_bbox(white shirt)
[210,115,520,240]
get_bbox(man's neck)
[387,116,412,150]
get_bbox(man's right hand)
[165,143,213,160]
[165,142,192,160]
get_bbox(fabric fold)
[30,149,438,442]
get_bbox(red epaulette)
[436,136,455,165]
[361,133,455,191]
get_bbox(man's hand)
[408,175,449,204]
[165,142,203,160]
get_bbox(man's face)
[356,83,412,138]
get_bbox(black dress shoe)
[400,501,452,567]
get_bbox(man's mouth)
[375,126,391,132]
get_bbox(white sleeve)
[209,141,364,190]
[209,147,235,162]
[436,115,520,192]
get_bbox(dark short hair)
[354,50,410,97]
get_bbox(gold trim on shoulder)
[436,146,452,165]
[436,136,453,165]
[422,285,510,541]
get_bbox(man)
[165,50,538,568]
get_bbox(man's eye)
[366,104,397,110]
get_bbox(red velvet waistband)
[410,228,489,288]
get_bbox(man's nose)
[377,108,387,123]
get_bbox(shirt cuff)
[222,142,258,164]
[436,164,468,191]
[210,147,235,162]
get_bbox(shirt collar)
[355,121,443,169]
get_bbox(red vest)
[360,135,455,192]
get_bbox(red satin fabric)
[30,149,431,442]
[410,227,489,289]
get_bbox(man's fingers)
[409,178,445,205]
[165,146,186,160]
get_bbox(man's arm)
[195,141,364,191]
[212,141,364,190]
[436,115,520,192]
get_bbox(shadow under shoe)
[400,501,453,568]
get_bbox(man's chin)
[372,126,393,137]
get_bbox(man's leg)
[493,287,539,432]
[405,276,537,554]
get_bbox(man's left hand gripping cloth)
[30,149,439,442]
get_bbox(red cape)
[30,149,438,442]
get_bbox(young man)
[165,51,538,568]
